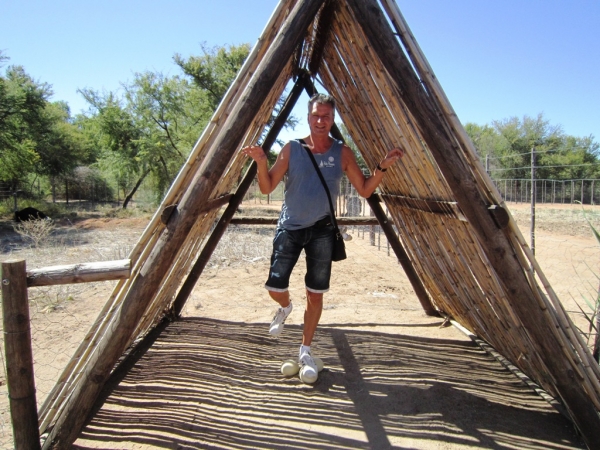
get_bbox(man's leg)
[269,290,291,308]
[265,228,301,336]
[302,226,332,347]
[302,290,323,345]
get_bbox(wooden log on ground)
[1,260,42,450]
[27,260,131,287]
[345,0,600,447]
[42,2,326,448]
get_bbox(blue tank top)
[278,139,344,230]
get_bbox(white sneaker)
[269,302,293,336]
[299,352,318,384]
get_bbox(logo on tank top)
[319,156,336,168]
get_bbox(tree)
[36,101,91,201]
[82,44,298,207]
[176,43,299,155]
[0,53,90,203]
[0,60,50,188]
[465,114,600,182]
[123,71,212,199]
[79,89,149,208]
[174,43,251,111]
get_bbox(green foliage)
[0,53,90,195]
[465,114,600,182]
[80,44,252,207]
[0,62,50,183]
[174,43,251,110]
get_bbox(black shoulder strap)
[298,139,340,230]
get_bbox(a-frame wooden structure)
[38,1,600,448]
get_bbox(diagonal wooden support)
[345,0,600,447]
[42,2,326,447]
[171,72,308,317]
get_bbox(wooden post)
[2,260,42,450]
[42,2,325,448]
[531,147,536,257]
[345,0,600,446]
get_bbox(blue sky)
[2,0,599,141]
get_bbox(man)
[242,93,404,383]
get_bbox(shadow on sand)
[74,318,584,449]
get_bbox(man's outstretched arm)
[242,143,291,194]
[342,146,404,198]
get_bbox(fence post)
[530,148,536,258]
[1,260,41,450]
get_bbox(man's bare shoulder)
[341,144,357,160]
[274,142,292,163]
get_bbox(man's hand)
[379,148,405,170]
[242,145,268,162]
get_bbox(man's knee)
[306,291,323,307]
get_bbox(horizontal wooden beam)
[381,194,467,221]
[229,216,381,226]
[27,259,131,287]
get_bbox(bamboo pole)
[1,260,41,450]
[39,6,300,437]
[345,0,600,446]
[42,2,324,447]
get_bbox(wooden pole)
[228,217,380,226]
[302,77,438,316]
[42,2,325,447]
[2,260,42,450]
[171,73,308,317]
[530,147,536,257]
[345,0,600,446]
[366,195,440,316]
[26,259,130,287]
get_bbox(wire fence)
[493,178,600,205]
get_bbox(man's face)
[308,102,334,137]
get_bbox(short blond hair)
[308,93,335,113]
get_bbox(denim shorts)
[265,223,335,294]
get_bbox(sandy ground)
[1,201,599,449]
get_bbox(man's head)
[307,93,335,137]
[307,93,336,115]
